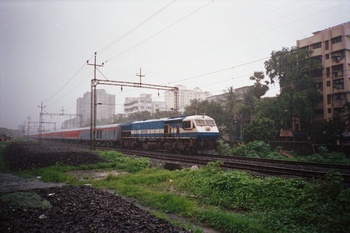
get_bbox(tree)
[264,47,321,132]
[184,99,227,129]
[243,117,277,142]
[222,87,243,143]
[249,71,269,99]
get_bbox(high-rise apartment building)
[76,89,115,126]
[123,94,167,116]
[124,94,152,116]
[296,22,350,122]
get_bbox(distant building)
[76,89,115,126]
[164,85,211,112]
[124,94,153,116]
[296,21,350,122]
[151,101,167,113]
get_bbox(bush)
[232,141,271,158]
[217,140,232,156]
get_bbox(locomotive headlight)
[205,127,210,131]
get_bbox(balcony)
[332,99,346,107]
[332,71,343,79]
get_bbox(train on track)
[30,115,219,154]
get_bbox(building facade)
[124,94,153,116]
[164,85,211,112]
[296,22,350,122]
[76,89,115,126]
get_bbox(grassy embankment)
[1,142,350,233]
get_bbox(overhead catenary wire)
[97,0,177,55]
[44,62,86,104]
[103,0,215,64]
[140,0,340,81]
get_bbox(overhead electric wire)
[104,0,214,63]
[37,1,178,112]
[144,0,346,84]
[98,0,177,55]
[168,56,270,85]
[44,62,86,104]
[142,0,319,79]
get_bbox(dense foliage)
[91,152,350,233]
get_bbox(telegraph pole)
[87,52,104,150]
[136,67,145,86]
[38,101,46,142]
[26,115,31,140]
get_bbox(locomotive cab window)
[195,119,216,127]
[205,119,216,126]
[195,119,205,126]
[183,120,192,129]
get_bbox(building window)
[312,42,322,49]
[327,95,331,104]
[331,50,345,62]
[331,36,342,44]
[326,67,330,77]
[326,54,329,59]
[333,79,344,90]
[332,64,343,78]
[325,40,329,50]
[328,108,332,114]
[326,81,331,87]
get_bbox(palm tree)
[224,87,243,143]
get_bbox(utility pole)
[38,101,46,143]
[87,52,104,150]
[26,115,31,140]
[136,67,145,87]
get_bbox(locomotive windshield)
[195,119,216,126]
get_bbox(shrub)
[232,141,271,158]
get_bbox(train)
[30,115,219,154]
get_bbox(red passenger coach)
[61,129,80,140]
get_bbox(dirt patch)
[0,172,64,193]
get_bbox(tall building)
[76,89,115,126]
[164,85,211,112]
[124,94,153,116]
[296,22,350,122]
[123,94,168,116]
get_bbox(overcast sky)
[1,0,349,130]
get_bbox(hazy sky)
[1,0,349,130]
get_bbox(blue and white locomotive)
[120,115,219,153]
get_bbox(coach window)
[183,121,192,129]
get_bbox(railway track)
[36,141,350,184]
[116,148,350,184]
